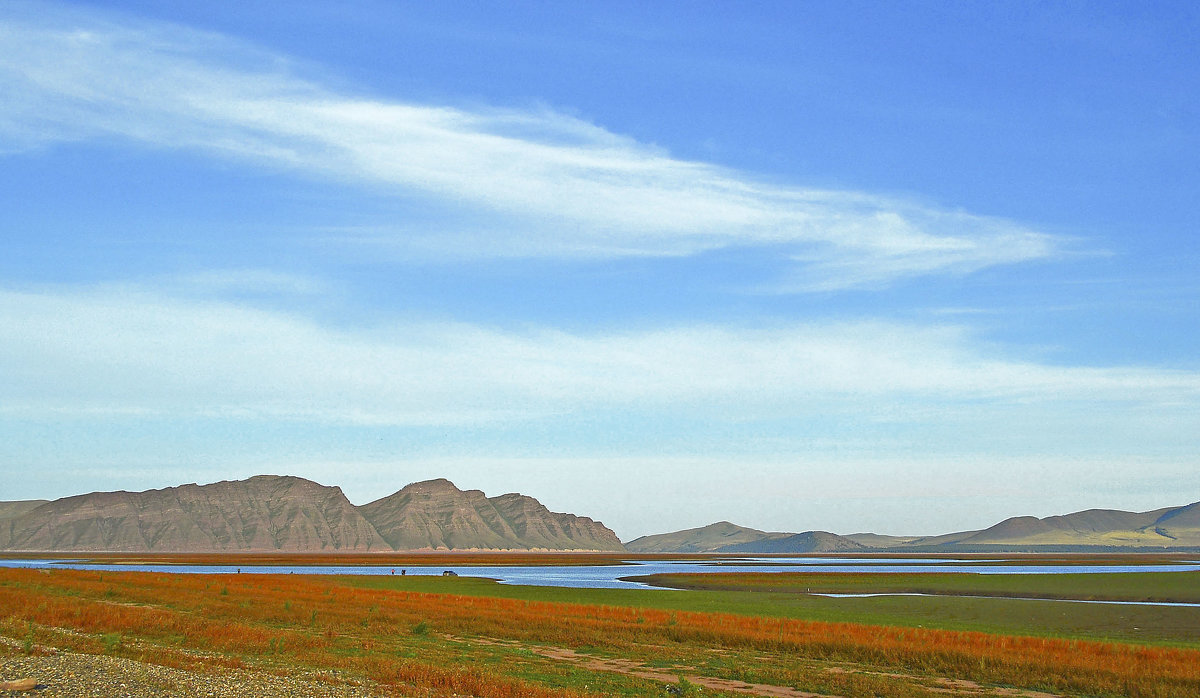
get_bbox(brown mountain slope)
[0,501,49,522]
[0,476,388,552]
[625,521,792,553]
[358,479,624,551]
[489,492,624,550]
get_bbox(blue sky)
[1,1,1198,539]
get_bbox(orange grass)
[2,567,1199,696]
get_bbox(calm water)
[3,556,1198,592]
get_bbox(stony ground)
[0,651,387,698]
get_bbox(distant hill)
[627,522,865,554]
[635,500,1200,554]
[0,476,624,553]
[717,531,867,554]
[842,532,922,548]
[625,521,792,553]
[359,478,624,551]
[946,503,1200,549]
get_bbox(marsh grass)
[347,571,1200,647]
[630,569,1200,603]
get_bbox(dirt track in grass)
[464,634,1068,698]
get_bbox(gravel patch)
[0,651,388,697]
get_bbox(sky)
[1,1,1198,540]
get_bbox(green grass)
[630,569,1200,602]
[342,573,1200,647]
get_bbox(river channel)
[3,556,1198,594]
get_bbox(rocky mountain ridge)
[0,476,623,553]
[359,478,623,552]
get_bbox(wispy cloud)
[160,269,333,298]
[2,284,1197,425]
[0,4,1058,289]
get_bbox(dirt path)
[461,634,1066,698]
[461,636,840,697]
[532,645,839,697]
[824,667,1064,698]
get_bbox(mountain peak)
[401,478,461,493]
[358,479,623,551]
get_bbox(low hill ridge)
[626,521,793,553]
[717,530,867,554]
[952,503,1200,548]
[635,500,1200,553]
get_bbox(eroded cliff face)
[489,491,623,550]
[359,478,624,551]
[0,475,388,552]
[0,475,624,552]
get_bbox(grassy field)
[344,572,1200,648]
[627,569,1200,603]
[3,565,1200,697]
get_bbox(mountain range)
[0,476,622,552]
[2,476,1197,553]
[626,502,1200,553]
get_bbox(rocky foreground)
[0,650,383,698]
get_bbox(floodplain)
[2,554,1199,697]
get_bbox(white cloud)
[0,4,1058,288]
[1,285,1197,426]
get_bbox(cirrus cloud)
[0,3,1058,289]
[1,283,1197,426]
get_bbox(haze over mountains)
[1,475,1197,552]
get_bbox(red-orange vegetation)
[1,567,1198,697]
